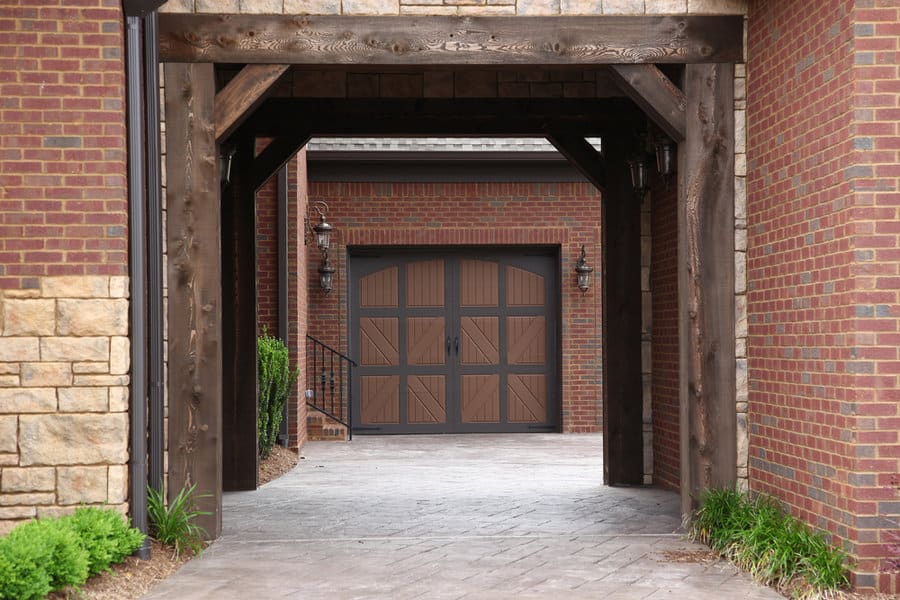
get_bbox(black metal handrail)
[306,335,356,440]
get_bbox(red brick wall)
[748,0,898,592]
[651,180,679,491]
[305,180,603,433]
[256,174,278,337]
[0,1,127,288]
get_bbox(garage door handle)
[446,336,451,355]
[454,336,459,354]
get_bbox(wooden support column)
[679,63,736,516]
[600,134,645,486]
[163,62,222,538]
[221,134,259,491]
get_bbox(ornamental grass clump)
[147,483,210,559]
[258,329,298,459]
[689,488,850,598]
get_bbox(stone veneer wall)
[0,278,130,534]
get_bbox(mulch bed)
[50,446,299,599]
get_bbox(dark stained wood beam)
[609,64,686,142]
[545,134,607,194]
[251,130,312,192]
[215,64,290,143]
[221,134,259,492]
[598,133,644,486]
[238,98,641,139]
[158,15,744,65]
[679,63,736,517]
[163,62,222,539]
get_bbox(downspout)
[277,165,289,445]
[124,13,150,559]
[144,11,165,495]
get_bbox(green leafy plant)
[689,488,850,598]
[0,508,143,600]
[258,328,298,459]
[63,507,146,577]
[147,483,210,558]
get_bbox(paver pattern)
[143,434,781,599]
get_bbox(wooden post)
[601,134,645,486]
[221,135,260,491]
[679,63,736,517]
[164,62,222,538]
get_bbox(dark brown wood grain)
[163,62,222,539]
[545,134,608,194]
[237,97,639,140]
[251,130,312,191]
[221,134,259,492]
[679,63,736,516]
[215,64,290,143]
[158,15,744,65]
[598,131,644,486]
[609,64,686,142]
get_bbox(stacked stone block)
[0,277,130,534]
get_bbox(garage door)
[350,248,559,434]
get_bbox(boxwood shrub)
[0,507,145,600]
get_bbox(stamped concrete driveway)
[142,434,780,599]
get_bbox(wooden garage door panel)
[408,375,446,424]
[508,316,546,365]
[408,317,445,366]
[360,317,399,366]
[507,266,545,306]
[461,374,499,423]
[459,259,498,307]
[361,375,399,424]
[360,266,399,308]
[460,316,499,365]
[508,374,546,423]
[407,259,444,307]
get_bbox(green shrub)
[147,483,210,558]
[689,488,850,597]
[258,329,298,459]
[63,507,145,577]
[0,508,142,600]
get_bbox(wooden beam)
[599,133,644,486]
[159,15,744,65]
[221,134,260,492]
[609,64,686,142]
[163,62,222,539]
[251,130,312,192]
[679,63,736,517]
[215,64,290,143]
[239,98,640,139]
[545,134,607,194]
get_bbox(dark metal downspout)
[124,13,150,560]
[143,12,165,495]
[277,165,289,445]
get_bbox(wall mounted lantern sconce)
[655,140,676,188]
[318,255,336,294]
[306,200,333,252]
[306,200,337,293]
[574,245,593,294]
[218,148,235,187]
[627,158,650,199]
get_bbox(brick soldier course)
[1,0,898,593]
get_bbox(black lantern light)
[318,254,336,294]
[311,201,333,252]
[574,245,593,294]
[655,140,676,187]
[627,158,650,199]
